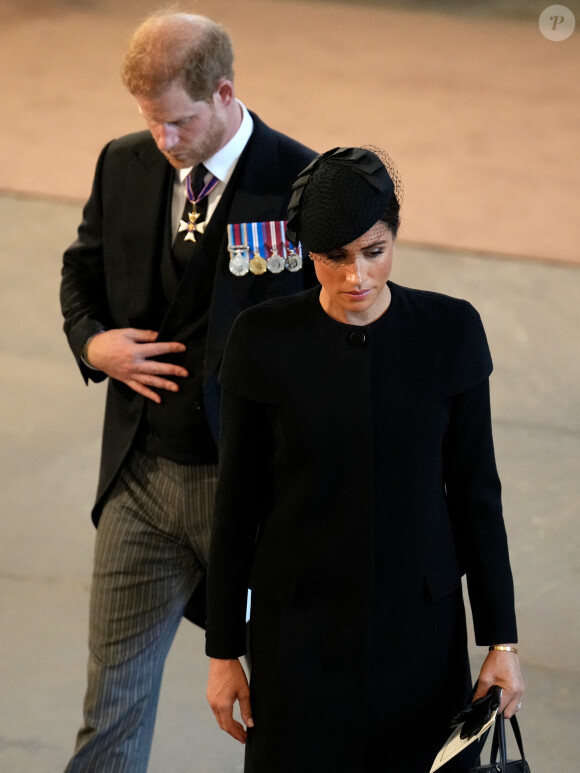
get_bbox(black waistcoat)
[137,170,239,464]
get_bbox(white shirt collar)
[178,101,253,185]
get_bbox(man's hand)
[85,328,188,403]
[473,646,525,718]
[207,658,253,744]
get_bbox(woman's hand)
[473,646,525,718]
[207,657,253,744]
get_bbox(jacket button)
[192,401,202,411]
[347,330,367,347]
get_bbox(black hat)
[286,147,401,253]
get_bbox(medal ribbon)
[249,221,265,258]
[185,172,220,206]
[265,220,283,256]
[227,223,237,251]
[281,220,290,259]
[227,223,250,251]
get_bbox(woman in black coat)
[205,147,524,772]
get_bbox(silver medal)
[267,252,285,274]
[227,223,250,277]
[229,251,250,276]
[285,248,303,272]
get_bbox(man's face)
[137,81,228,169]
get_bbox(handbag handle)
[490,713,527,771]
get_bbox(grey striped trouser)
[64,449,218,773]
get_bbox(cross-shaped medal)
[178,205,205,243]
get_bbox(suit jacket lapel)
[202,117,281,374]
[226,113,283,223]
[120,138,173,328]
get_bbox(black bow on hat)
[286,146,400,253]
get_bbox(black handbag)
[469,713,530,773]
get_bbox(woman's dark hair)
[380,193,400,238]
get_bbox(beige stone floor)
[0,0,579,262]
[0,1,579,771]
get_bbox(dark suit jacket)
[205,284,518,773]
[61,113,316,524]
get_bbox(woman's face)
[311,221,394,325]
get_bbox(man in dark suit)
[60,11,316,771]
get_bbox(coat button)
[192,401,202,411]
[347,329,367,347]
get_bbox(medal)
[280,222,303,272]
[267,253,285,273]
[249,221,268,275]
[266,221,285,273]
[227,220,304,276]
[250,254,268,274]
[229,250,250,276]
[178,170,219,244]
[178,205,204,242]
[227,223,250,276]
[285,246,303,272]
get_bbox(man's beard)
[163,110,227,169]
